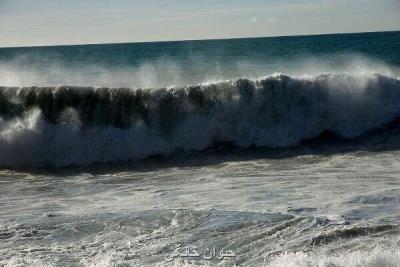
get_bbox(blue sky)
[0,0,399,47]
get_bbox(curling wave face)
[0,73,400,167]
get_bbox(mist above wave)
[0,72,400,167]
[0,54,398,88]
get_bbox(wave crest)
[0,73,399,167]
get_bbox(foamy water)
[1,145,400,266]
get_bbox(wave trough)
[0,73,399,167]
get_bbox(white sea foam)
[268,247,400,267]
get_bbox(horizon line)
[0,29,399,49]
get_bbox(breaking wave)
[1,73,400,167]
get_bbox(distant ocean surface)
[1,31,400,266]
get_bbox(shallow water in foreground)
[1,136,400,266]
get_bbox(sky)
[0,0,399,47]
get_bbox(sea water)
[0,31,400,266]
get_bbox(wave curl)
[1,73,399,167]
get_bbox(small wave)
[0,73,400,167]
[268,246,400,267]
[310,224,399,246]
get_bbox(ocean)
[0,31,400,266]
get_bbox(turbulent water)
[1,31,400,266]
